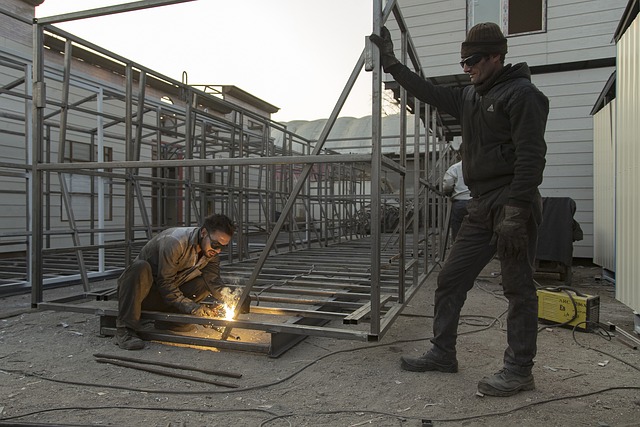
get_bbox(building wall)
[615,14,640,313]
[394,0,626,76]
[0,0,38,55]
[592,100,616,272]
[392,0,628,259]
[532,67,616,258]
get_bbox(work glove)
[192,304,220,318]
[495,205,530,261]
[179,300,201,315]
[369,26,400,72]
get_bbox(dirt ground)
[1,259,639,427]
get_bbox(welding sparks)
[218,287,243,321]
[221,303,236,321]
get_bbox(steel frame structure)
[0,0,457,354]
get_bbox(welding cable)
[3,329,640,426]
[0,304,620,401]
[259,409,415,426]
[403,385,640,425]
[542,285,586,296]
[0,405,279,423]
[571,321,640,373]
[2,385,639,426]
[400,312,506,329]
[255,385,640,426]
[0,312,507,398]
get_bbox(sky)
[35,0,374,123]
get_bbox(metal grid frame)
[0,0,457,353]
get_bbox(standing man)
[115,213,246,350]
[370,22,548,396]
[442,152,471,242]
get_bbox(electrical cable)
[423,385,640,424]
[256,385,640,426]
[571,321,640,373]
[2,282,638,424]
[2,316,639,425]
[3,385,639,426]
[0,318,501,401]
[0,405,278,422]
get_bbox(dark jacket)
[387,62,548,206]
[135,227,224,309]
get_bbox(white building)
[592,0,640,320]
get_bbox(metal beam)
[35,0,196,25]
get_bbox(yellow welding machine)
[537,288,600,331]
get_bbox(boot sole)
[400,358,458,373]
[112,335,145,350]
[477,379,535,397]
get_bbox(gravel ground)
[1,259,639,426]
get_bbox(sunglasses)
[206,232,227,251]
[460,53,487,68]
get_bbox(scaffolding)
[0,0,456,355]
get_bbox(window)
[467,0,546,36]
[61,140,113,221]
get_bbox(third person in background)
[442,151,471,242]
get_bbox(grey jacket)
[388,62,548,207]
[135,227,224,309]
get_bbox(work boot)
[477,368,535,396]
[154,321,196,333]
[114,327,145,350]
[400,351,458,373]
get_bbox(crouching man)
[115,213,249,350]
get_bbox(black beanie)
[460,22,507,58]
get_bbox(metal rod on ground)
[606,322,640,346]
[93,353,242,378]
[615,327,640,347]
[94,358,239,388]
[616,336,638,350]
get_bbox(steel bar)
[35,153,374,171]
[30,22,44,307]
[35,0,197,25]
[94,357,239,388]
[39,303,373,341]
[93,353,243,378]
[343,295,392,324]
[249,306,346,320]
[100,325,271,354]
[616,336,638,350]
[243,295,365,309]
[370,0,384,335]
[606,322,640,346]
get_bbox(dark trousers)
[450,199,470,242]
[116,260,209,329]
[432,186,542,376]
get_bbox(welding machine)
[537,287,600,331]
